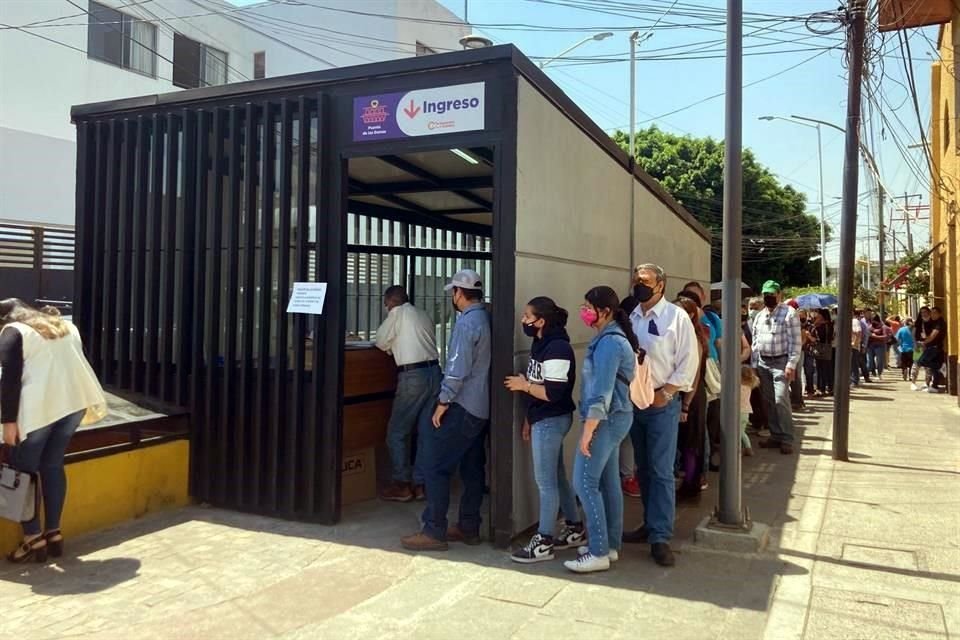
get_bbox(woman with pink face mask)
[564,286,639,574]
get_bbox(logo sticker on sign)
[353,82,485,142]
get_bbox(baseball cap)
[444,269,483,292]
[761,280,781,294]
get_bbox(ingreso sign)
[353,82,485,142]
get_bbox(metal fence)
[0,223,75,309]
[345,212,492,360]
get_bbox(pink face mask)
[580,308,599,328]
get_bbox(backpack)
[602,332,655,410]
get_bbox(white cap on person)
[444,269,483,292]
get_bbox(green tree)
[613,127,828,288]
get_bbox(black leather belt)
[397,359,439,373]
[761,353,788,359]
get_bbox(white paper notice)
[286,282,328,315]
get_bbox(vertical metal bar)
[160,112,179,403]
[205,109,225,503]
[101,119,119,385]
[131,116,148,393]
[365,214,372,337]
[719,0,744,526]
[89,122,106,371]
[191,109,210,500]
[116,119,134,390]
[273,98,293,514]
[73,122,93,343]
[146,115,164,397]
[833,0,868,462]
[290,98,311,514]
[221,105,242,505]
[314,91,342,522]
[178,108,199,409]
[239,102,258,506]
[255,101,275,509]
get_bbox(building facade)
[930,15,959,399]
[0,0,468,228]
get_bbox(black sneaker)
[511,533,555,564]
[651,542,676,567]
[554,523,586,550]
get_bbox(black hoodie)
[525,328,576,424]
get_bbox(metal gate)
[74,96,338,521]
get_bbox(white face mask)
[748,308,760,320]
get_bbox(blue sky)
[231,0,941,267]
[435,0,941,267]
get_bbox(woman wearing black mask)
[505,297,583,563]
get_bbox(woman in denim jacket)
[565,286,640,574]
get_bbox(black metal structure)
[72,45,705,542]
[0,222,75,308]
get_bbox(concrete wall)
[0,0,467,226]
[511,77,711,533]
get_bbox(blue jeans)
[12,411,84,536]
[420,403,487,541]
[574,411,633,557]
[631,397,682,544]
[867,343,886,376]
[386,365,441,484]
[531,414,579,536]
[757,355,794,445]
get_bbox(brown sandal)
[44,530,64,558]
[7,536,47,564]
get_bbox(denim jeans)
[573,410,633,557]
[12,410,84,536]
[420,403,487,541]
[531,414,580,536]
[867,343,886,376]
[803,352,816,392]
[630,396,682,545]
[386,365,441,484]
[757,355,794,445]
[850,349,862,385]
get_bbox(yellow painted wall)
[0,440,190,550]
[930,17,960,398]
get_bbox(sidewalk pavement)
[0,378,956,640]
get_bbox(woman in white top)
[0,299,106,563]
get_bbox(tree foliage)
[613,126,828,288]
[885,250,931,297]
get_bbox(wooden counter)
[342,343,396,452]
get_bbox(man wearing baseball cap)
[749,280,802,454]
[402,269,491,551]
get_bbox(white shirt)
[850,318,862,348]
[1,322,107,439]
[374,302,439,366]
[630,296,700,392]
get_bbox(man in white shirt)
[621,263,699,567]
[375,285,440,503]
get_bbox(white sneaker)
[564,553,611,574]
[910,383,920,392]
[577,545,618,562]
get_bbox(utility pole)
[832,0,867,463]
[878,184,885,318]
[817,123,827,287]
[628,31,639,273]
[718,0,744,527]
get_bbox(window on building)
[253,51,266,79]
[172,32,228,89]
[415,41,436,56]
[87,0,157,77]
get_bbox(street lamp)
[538,32,614,69]
[758,114,829,287]
[459,34,493,50]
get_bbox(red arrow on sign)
[402,100,421,119]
